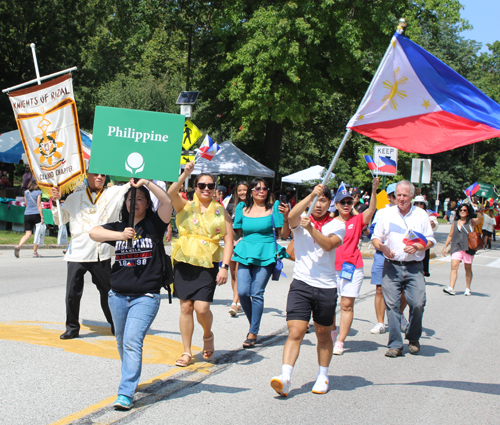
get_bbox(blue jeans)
[108,290,160,397]
[381,261,426,350]
[237,263,274,335]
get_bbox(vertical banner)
[8,74,85,194]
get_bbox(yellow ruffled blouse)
[171,194,226,268]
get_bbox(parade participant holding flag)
[270,184,345,396]
[442,203,483,296]
[332,177,380,356]
[372,180,435,357]
[52,173,130,339]
[89,179,172,411]
[168,161,233,367]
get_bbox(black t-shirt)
[103,212,169,294]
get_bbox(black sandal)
[243,333,257,349]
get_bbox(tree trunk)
[263,120,283,175]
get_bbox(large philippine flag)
[347,32,500,154]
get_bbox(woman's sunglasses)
[340,200,353,206]
[252,186,268,192]
[414,202,426,206]
[460,208,468,212]
[196,183,215,190]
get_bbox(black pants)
[65,260,113,332]
[423,249,430,275]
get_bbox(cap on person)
[412,195,428,206]
[386,183,397,195]
[351,188,362,197]
[336,191,354,203]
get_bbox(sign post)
[411,159,432,186]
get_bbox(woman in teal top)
[233,178,283,348]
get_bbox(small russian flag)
[403,230,428,247]
[464,182,479,197]
[198,135,221,161]
[364,155,377,171]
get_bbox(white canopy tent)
[282,165,334,185]
[191,141,275,178]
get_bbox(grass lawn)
[0,230,63,245]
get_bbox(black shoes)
[60,330,79,340]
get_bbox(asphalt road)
[0,225,499,425]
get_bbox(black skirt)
[173,262,218,302]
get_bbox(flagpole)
[306,129,352,216]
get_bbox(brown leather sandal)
[175,352,192,367]
[203,333,214,360]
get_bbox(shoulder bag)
[271,208,287,281]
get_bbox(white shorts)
[336,267,364,298]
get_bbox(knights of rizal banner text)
[90,106,185,182]
[8,74,86,194]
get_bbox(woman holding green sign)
[90,178,172,410]
[168,161,233,367]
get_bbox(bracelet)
[284,220,288,223]
[146,180,150,187]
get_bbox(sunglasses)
[414,202,426,206]
[340,200,353,206]
[196,183,215,190]
[89,173,106,177]
[252,186,269,192]
[460,208,468,212]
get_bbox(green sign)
[477,182,495,199]
[89,106,184,181]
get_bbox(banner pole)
[30,43,42,85]
[306,129,352,216]
[127,181,138,248]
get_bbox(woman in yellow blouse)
[168,161,233,367]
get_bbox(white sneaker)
[400,315,409,333]
[312,376,329,394]
[443,286,456,295]
[270,375,291,397]
[331,328,338,343]
[333,341,344,355]
[370,323,386,334]
[464,288,471,296]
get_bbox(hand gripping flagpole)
[306,18,407,217]
[306,130,352,216]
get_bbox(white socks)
[281,364,294,382]
[317,366,329,382]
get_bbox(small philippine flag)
[364,155,378,171]
[464,182,479,197]
[198,135,221,161]
[403,230,428,247]
[378,156,397,174]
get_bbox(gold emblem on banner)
[34,107,65,171]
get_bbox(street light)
[176,91,199,118]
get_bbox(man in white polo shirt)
[52,173,129,339]
[270,184,345,396]
[372,180,435,357]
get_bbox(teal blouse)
[232,201,284,266]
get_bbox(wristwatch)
[220,264,229,270]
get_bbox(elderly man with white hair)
[371,181,436,357]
